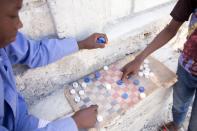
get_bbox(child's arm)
[121,19,183,79]
[136,19,183,62]
[4,32,108,68]
[121,0,195,79]
[15,93,97,131]
[4,32,79,68]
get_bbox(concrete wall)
[16,0,183,107]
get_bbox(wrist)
[78,41,85,50]
[135,54,145,63]
[136,49,151,62]
[72,115,82,129]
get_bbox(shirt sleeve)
[0,126,9,131]
[16,93,78,131]
[4,32,79,68]
[34,117,78,131]
[170,0,195,22]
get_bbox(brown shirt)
[171,0,197,76]
[170,0,197,22]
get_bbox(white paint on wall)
[107,0,132,20]
[134,0,174,13]
[104,2,175,41]
[20,0,56,39]
[47,0,132,40]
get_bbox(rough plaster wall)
[47,0,176,40]
[47,0,132,40]
[20,0,56,39]
[134,0,173,12]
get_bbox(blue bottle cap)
[95,71,101,79]
[121,93,129,99]
[97,37,106,44]
[84,76,90,83]
[139,86,145,93]
[133,79,140,85]
[117,80,124,85]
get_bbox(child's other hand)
[121,57,143,81]
[72,105,98,129]
[78,33,108,49]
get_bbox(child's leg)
[172,64,196,127]
[188,84,197,131]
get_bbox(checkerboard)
[65,57,176,130]
[64,56,177,130]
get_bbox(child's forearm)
[136,27,176,61]
[136,19,183,62]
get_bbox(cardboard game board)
[64,56,177,130]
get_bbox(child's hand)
[72,105,98,129]
[121,57,143,81]
[78,33,108,49]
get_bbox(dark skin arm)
[121,19,184,80]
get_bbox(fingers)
[95,43,105,48]
[101,33,109,44]
[89,105,98,110]
[121,65,135,80]
[94,33,108,41]
[81,105,98,112]
[73,105,99,128]
[90,105,98,113]
[88,105,98,118]
[94,33,109,43]
[85,105,98,113]
[121,69,129,81]
[90,33,109,49]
